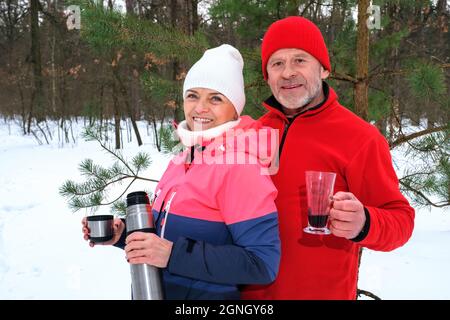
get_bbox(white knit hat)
[183,44,246,115]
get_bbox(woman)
[82,44,280,299]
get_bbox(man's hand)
[125,232,173,268]
[329,191,366,239]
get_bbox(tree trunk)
[354,0,370,121]
[313,0,321,21]
[112,81,121,150]
[124,0,143,146]
[99,83,105,129]
[387,3,401,142]
[30,0,45,124]
[18,80,27,134]
[148,111,161,152]
[191,0,198,34]
[436,0,448,46]
[49,0,58,115]
[170,0,185,123]
[170,0,177,26]
[112,68,143,146]
[125,0,135,16]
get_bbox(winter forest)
[0,0,449,300]
[1,0,448,207]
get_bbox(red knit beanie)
[261,16,331,80]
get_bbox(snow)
[0,119,171,299]
[0,118,449,300]
[359,208,450,299]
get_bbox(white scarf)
[176,118,241,147]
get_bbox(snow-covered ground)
[0,119,448,299]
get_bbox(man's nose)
[281,63,297,79]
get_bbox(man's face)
[266,48,329,114]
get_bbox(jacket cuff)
[113,218,127,250]
[350,207,371,242]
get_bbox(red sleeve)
[345,133,415,251]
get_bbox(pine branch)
[406,39,449,64]
[386,100,441,153]
[111,200,127,215]
[390,125,448,149]
[79,159,118,183]
[122,173,159,183]
[62,171,159,197]
[400,171,436,181]
[83,127,136,175]
[400,180,450,208]
[62,175,125,197]
[386,101,448,208]
[100,140,136,175]
[100,177,137,206]
[61,124,160,215]
[132,152,152,173]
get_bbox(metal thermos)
[126,191,164,300]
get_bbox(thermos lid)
[126,191,150,206]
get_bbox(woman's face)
[183,88,238,131]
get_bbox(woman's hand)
[125,232,173,268]
[81,217,125,247]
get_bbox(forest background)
[0,0,448,209]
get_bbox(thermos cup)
[87,215,114,243]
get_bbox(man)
[241,16,415,300]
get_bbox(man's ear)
[321,67,330,80]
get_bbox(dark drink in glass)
[303,171,336,235]
[308,213,329,228]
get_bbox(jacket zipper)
[279,121,292,156]
[160,191,176,239]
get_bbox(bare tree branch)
[330,72,358,83]
[300,0,315,16]
[390,125,448,148]
[369,64,450,81]
[357,289,381,300]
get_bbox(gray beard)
[285,79,323,112]
[298,95,314,109]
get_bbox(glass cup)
[303,171,336,235]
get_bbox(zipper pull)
[160,191,176,239]
[151,189,161,206]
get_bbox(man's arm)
[335,134,415,251]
